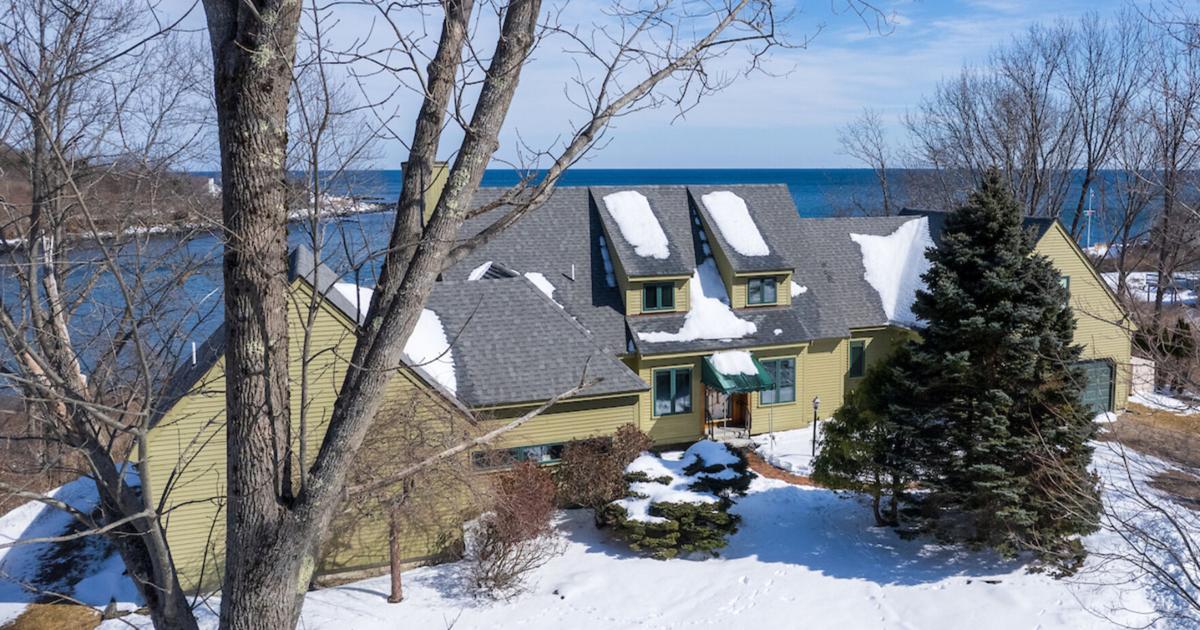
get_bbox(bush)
[598,440,752,559]
[556,423,651,509]
[465,462,563,598]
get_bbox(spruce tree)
[908,170,1100,559]
[813,346,924,527]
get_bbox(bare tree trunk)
[202,0,304,626]
[388,510,403,603]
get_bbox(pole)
[1086,188,1094,248]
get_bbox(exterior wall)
[1034,224,1134,407]
[746,344,807,433]
[481,395,642,448]
[731,271,793,309]
[844,328,906,395]
[143,281,465,591]
[625,277,689,316]
[634,355,705,444]
[798,338,848,428]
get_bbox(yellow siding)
[634,356,704,445]
[747,344,807,433]
[144,280,465,590]
[731,272,793,309]
[844,328,905,395]
[800,338,847,425]
[481,396,641,447]
[625,278,689,316]
[1034,224,1134,406]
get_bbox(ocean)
[323,168,891,219]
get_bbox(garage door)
[1075,360,1115,415]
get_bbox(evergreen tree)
[813,346,924,527]
[907,170,1100,559]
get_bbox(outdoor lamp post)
[811,396,821,457]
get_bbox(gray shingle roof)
[425,277,647,407]
[590,186,696,277]
[898,208,1057,246]
[688,185,798,272]
[789,216,918,330]
[627,306,814,355]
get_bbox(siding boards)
[1034,225,1133,406]
[747,344,806,433]
[634,356,704,444]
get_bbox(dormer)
[592,187,695,316]
[690,188,797,309]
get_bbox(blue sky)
[170,0,1128,169]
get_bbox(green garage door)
[1075,360,1115,415]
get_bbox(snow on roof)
[332,282,375,324]
[333,282,457,394]
[637,259,757,343]
[850,217,933,328]
[710,350,758,376]
[404,308,458,395]
[700,191,770,257]
[790,280,807,297]
[524,272,559,305]
[602,190,670,259]
[468,261,494,281]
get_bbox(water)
[322,168,889,218]
[2,168,1121,386]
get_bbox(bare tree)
[199,0,891,626]
[837,107,895,215]
[0,0,214,627]
[1060,12,1145,241]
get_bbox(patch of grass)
[1101,403,1200,470]
[1149,469,1200,511]
[0,603,99,630]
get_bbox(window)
[760,358,796,405]
[848,341,866,378]
[653,367,692,416]
[473,443,565,469]
[1058,275,1071,302]
[642,282,675,312]
[748,277,778,305]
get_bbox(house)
[144,182,1133,591]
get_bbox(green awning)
[701,354,775,394]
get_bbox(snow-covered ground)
[752,421,823,476]
[1131,390,1199,414]
[0,476,141,626]
[101,450,1163,629]
[5,408,1194,629]
[1102,271,1199,305]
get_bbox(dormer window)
[643,282,675,312]
[748,277,777,305]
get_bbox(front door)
[730,393,749,429]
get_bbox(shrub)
[598,440,752,559]
[465,462,563,598]
[556,423,651,510]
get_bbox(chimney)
[401,160,450,227]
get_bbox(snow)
[331,282,374,324]
[790,280,807,297]
[523,272,557,302]
[699,191,770,256]
[709,350,758,376]
[467,261,494,281]
[1,475,141,624]
[402,308,458,395]
[850,217,934,327]
[773,328,782,336]
[1103,271,1198,305]
[329,283,458,395]
[597,235,617,288]
[613,442,741,523]
[638,259,757,343]
[105,442,1166,630]
[1092,411,1120,424]
[1130,391,1198,415]
[753,423,824,476]
[602,191,670,259]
